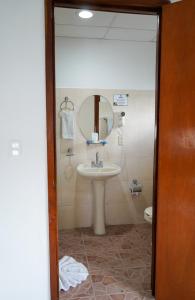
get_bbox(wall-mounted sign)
[113,94,128,106]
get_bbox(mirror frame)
[78,94,114,141]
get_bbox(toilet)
[144,206,153,224]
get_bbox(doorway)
[46,1,195,300]
[52,4,159,300]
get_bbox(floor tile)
[96,294,126,300]
[105,225,135,237]
[60,297,95,300]
[59,276,93,299]
[133,225,152,247]
[91,270,131,295]
[80,227,95,237]
[124,291,145,300]
[126,268,146,291]
[72,298,95,300]
[59,229,82,238]
[83,236,114,254]
[110,234,142,251]
[143,267,152,291]
[59,238,85,255]
[58,224,153,300]
[87,253,123,275]
[119,248,147,268]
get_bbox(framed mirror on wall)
[78,95,113,141]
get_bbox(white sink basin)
[77,163,121,235]
[77,163,121,180]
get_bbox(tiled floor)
[59,224,154,300]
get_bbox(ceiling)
[55,8,157,42]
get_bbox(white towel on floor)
[59,256,89,291]
[60,110,74,140]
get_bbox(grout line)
[59,224,152,300]
[82,233,96,300]
[103,14,118,39]
[55,23,157,32]
[55,35,156,43]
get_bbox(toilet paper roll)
[130,186,142,193]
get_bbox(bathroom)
[55,7,157,300]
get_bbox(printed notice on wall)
[113,94,128,106]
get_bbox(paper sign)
[113,94,128,106]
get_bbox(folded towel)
[60,110,74,140]
[59,256,89,291]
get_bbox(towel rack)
[60,97,74,111]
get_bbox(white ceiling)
[55,8,157,42]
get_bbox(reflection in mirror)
[78,95,113,141]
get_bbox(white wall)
[0,1,50,300]
[55,37,156,90]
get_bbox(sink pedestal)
[77,163,121,235]
[92,180,106,235]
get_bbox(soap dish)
[86,140,107,146]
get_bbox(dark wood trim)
[55,0,169,13]
[151,10,162,296]
[155,1,195,298]
[45,1,164,299]
[94,95,100,134]
[45,1,59,300]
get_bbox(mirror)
[78,95,113,141]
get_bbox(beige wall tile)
[58,205,76,229]
[56,88,155,229]
[75,204,93,228]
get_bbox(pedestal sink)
[77,163,121,235]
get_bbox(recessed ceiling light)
[78,10,93,19]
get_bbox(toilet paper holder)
[129,179,142,194]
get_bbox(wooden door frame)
[45,1,169,299]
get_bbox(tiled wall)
[56,88,155,229]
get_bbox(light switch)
[12,149,20,156]
[10,140,21,157]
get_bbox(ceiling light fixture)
[78,10,94,19]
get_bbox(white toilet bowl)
[144,206,153,224]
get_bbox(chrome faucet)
[91,152,103,168]
[96,152,99,165]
